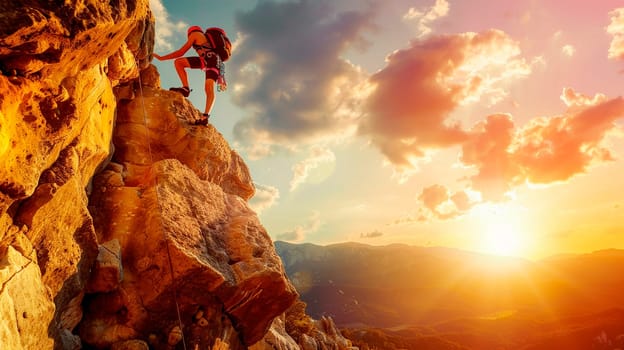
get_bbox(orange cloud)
[420,89,624,219]
[361,29,531,170]
[560,87,607,107]
[418,185,474,219]
[470,90,623,192]
[461,113,519,201]
[419,184,449,211]
[512,90,624,184]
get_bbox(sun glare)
[482,221,525,257]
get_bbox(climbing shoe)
[193,114,209,126]
[169,86,191,97]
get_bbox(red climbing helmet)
[187,25,203,37]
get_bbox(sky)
[149,0,624,260]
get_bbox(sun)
[481,221,525,257]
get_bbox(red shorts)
[187,55,219,81]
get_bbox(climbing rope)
[135,61,188,350]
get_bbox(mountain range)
[275,241,624,349]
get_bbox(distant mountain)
[275,241,624,327]
[275,241,624,349]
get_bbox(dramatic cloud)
[361,29,532,171]
[607,8,624,60]
[276,212,321,242]
[420,88,624,219]
[230,0,374,155]
[360,230,383,239]
[512,89,624,184]
[249,183,280,214]
[149,0,188,51]
[418,185,474,219]
[403,0,450,38]
[460,113,519,202]
[290,147,336,192]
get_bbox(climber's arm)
[153,40,194,60]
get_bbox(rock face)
[1,1,352,350]
[81,85,297,348]
[1,0,153,348]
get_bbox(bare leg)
[174,58,190,87]
[204,78,215,115]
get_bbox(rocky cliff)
[0,1,354,349]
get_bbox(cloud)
[276,227,306,242]
[393,213,427,225]
[421,89,624,220]
[511,89,624,184]
[450,190,472,212]
[149,0,188,52]
[562,44,576,57]
[560,87,607,107]
[418,185,474,219]
[607,8,624,60]
[460,113,519,201]
[249,183,280,214]
[360,230,383,239]
[276,211,321,242]
[290,147,336,191]
[459,88,624,202]
[360,29,532,172]
[419,184,448,212]
[230,0,375,156]
[403,0,450,38]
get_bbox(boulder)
[83,157,297,348]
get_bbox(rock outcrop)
[1,0,153,348]
[1,1,354,349]
[81,84,297,348]
[251,300,356,350]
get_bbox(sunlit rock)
[0,245,55,350]
[0,0,153,347]
[112,81,255,200]
[250,315,300,350]
[0,0,347,349]
[84,156,297,347]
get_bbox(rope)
[135,62,188,350]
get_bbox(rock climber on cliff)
[153,25,231,126]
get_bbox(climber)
[153,25,230,125]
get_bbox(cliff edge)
[0,1,356,349]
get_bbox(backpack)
[204,27,232,62]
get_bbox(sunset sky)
[150,0,624,259]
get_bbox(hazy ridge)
[276,241,624,349]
